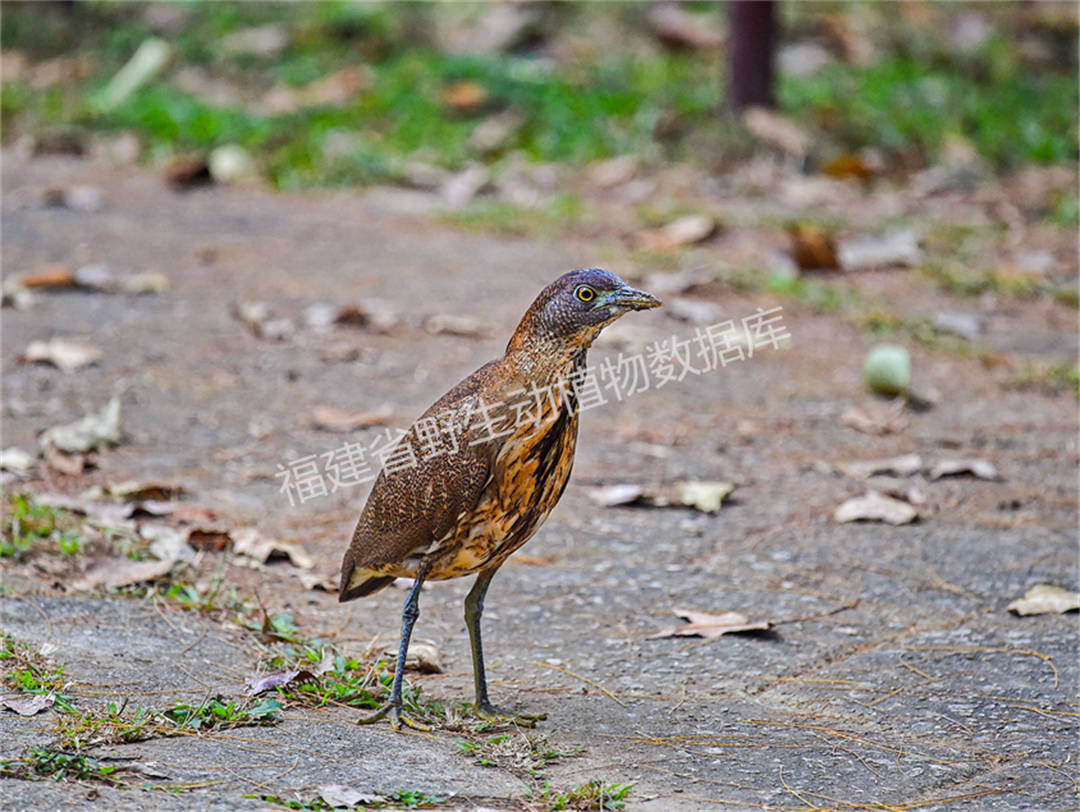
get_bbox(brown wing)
[339,360,508,601]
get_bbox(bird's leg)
[358,571,431,731]
[464,568,547,727]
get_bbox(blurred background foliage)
[1,1,1076,189]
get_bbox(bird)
[339,268,661,730]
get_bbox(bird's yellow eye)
[575,286,596,303]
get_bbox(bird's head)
[507,268,661,356]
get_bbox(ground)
[1,152,1077,810]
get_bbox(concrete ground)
[2,155,1077,810]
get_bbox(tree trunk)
[728,0,777,110]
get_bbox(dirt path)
[2,155,1076,809]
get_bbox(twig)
[530,661,626,707]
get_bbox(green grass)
[1,634,77,713]
[254,638,444,722]
[0,748,121,785]
[2,3,1073,191]
[780,51,1077,168]
[253,789,446,810]
[533,779,633,811]
[2,496,82,559]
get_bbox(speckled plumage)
[338,268,660,729]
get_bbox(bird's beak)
[599,285,662,312]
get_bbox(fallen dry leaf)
[676,480,735,514]
[42,445,87,475]
[650,608,771,640]
[1007,584,1080,616]
[443,80,488,112]
[928,458,1001,481]
[298,571,337,592]
[39,398,122,454]
[834,492,918,525]
[742,106,809,156]
[838,453,923,479]
[840,401,908,436]
[787,223,838,271]
[442,163,490,208]
[186,527,231,551]
[1,692,55,716]
[232,527,313,569]
[0,447,35,473]
[837,229,921,271]
[19,263,75,289]
[311,404,392,433]
[71,557,177,591]
[259,67,370,115]
[423,314,491,338]
[587,483,645,507]
[103,480,186,502]
[637,213,716,252]
[382,641,444,674]
[822,152,879,180]
[25,338,119,375]
[318,785,381,808]
[140,523,196,563]
[247,669,316,695]
[648,3,723,50]
[164,156,212,190]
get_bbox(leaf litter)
[1007,585,1080,616]
[650,608,772,640]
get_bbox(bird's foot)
[472,701,547,727]
[357,700,432,732]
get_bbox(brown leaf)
[20,264,75,289]
[165,156,212,190]
[822,153,879,181]
[787,223,838,271]
[187,527,231,551]
[1007,584,1080,616]
[42,446,87,475]
[650,608,771,640]
[443,80,488,113]
[71,557,176,591]
[311,404,392,433]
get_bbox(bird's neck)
[505,334,588,384]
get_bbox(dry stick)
[327,605,354,639]
[219,764,279,794]
[900,644,1059,689]
[777,764,825,811]
[178,627,209,657]
[151,592,192,635]
[530,661,627,707]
